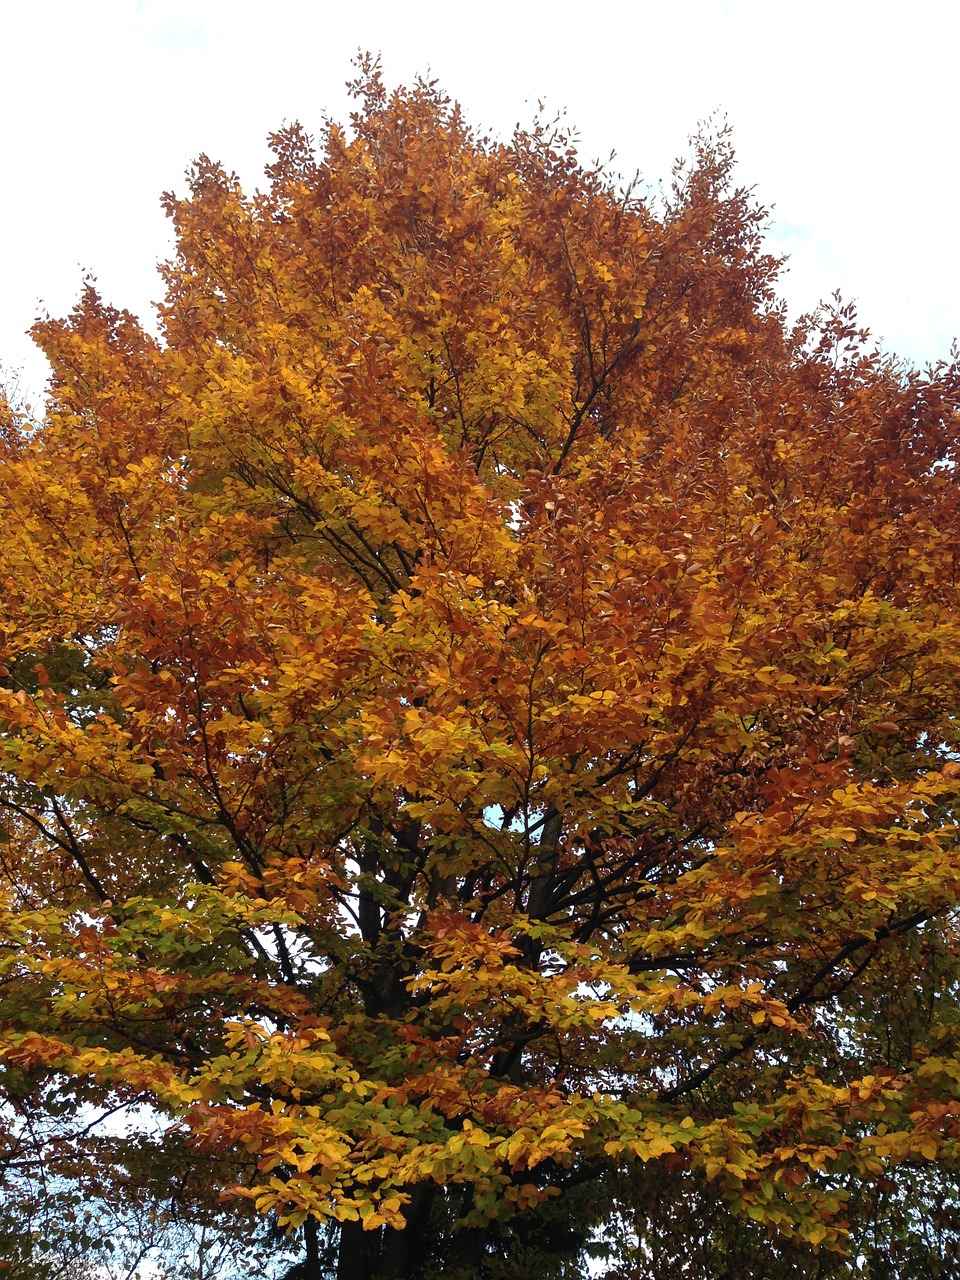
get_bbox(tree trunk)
[336,1221,381,1280]
[333,1185,441,1280]
[376,1185,436,1278]
[303,1218,323,1280]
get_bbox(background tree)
[1,60,960,1279]
[0,1078,297,1278]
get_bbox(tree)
[1,59,960,1279]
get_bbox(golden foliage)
[2,63,960,1275]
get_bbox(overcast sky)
[2,0,957,405]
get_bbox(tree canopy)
[2,62,960,1279]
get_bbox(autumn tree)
[2,61,960,1279]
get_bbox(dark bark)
[304,1218,323,1280]
[337,1221,381,1280]
[376,1185,436,1278]
[332,1186,450,1280]
[447,1222,488,1275]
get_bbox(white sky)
[1,0,957,405]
